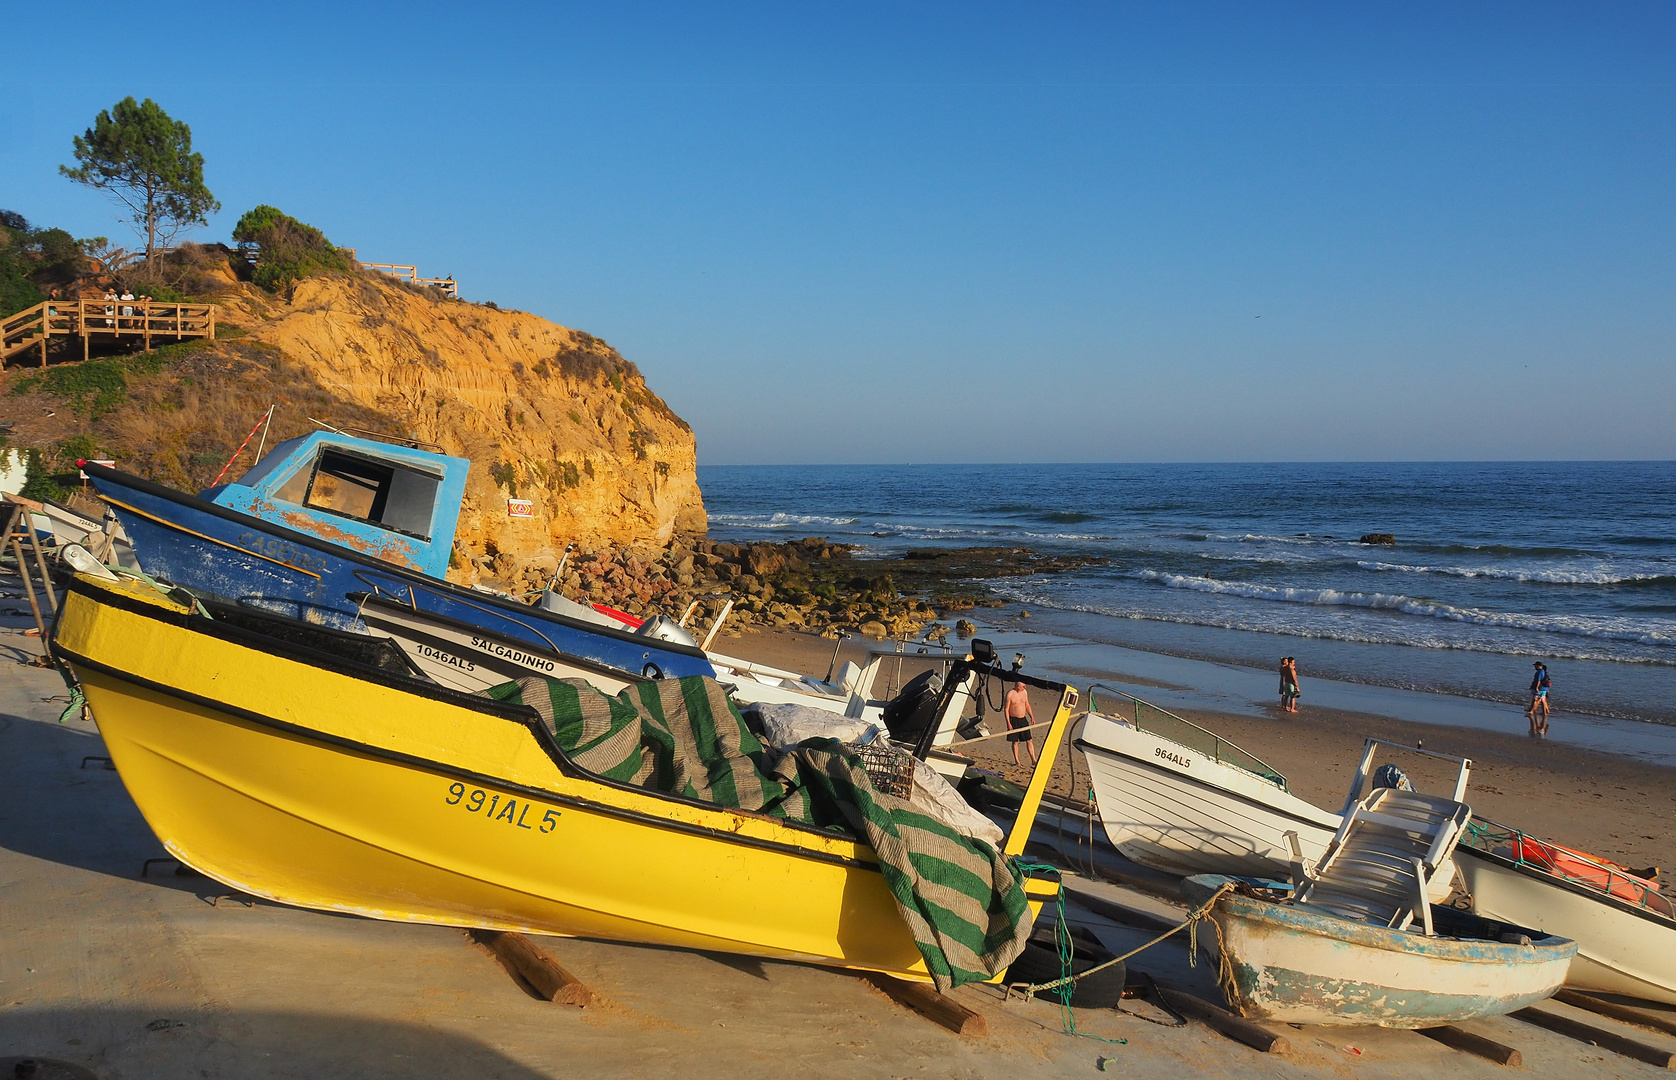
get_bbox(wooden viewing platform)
[1,298,216,366]
[361,262,460,298]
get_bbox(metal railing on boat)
[1460,819,1674,917]
[1085,683,1289,790]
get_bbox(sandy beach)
[722,626,1676,878]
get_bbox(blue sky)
[4,3,1672,464]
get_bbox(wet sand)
[725,627,1676,878]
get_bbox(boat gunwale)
[53,578,891,869]
[1455,842,1676,930]
[81,462,711,660]
[1084,687,1288,791]
[1074,735,1339,831]
[1189,877,1576,963]
[351,591,643,687]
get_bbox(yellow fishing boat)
[51,573,1073,984]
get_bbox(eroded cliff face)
[241,275,706,582]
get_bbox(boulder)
[858,620,889,639]
[1360,533,1397,546]
[955,618,977,639]
[745,545,785,577]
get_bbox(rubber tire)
[1004,934,1127,1009]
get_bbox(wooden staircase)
[3,298,216,366]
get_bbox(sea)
[698,462,1676,729]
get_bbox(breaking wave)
[707,513,858,529]
[1357,561,1676,586]
[1132,570,1675,647]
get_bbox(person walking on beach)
[1279,657,1301,713]
[1527,662,1552,737]
[1004,681,1038,766]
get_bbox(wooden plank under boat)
[51,573,1069,983]
[1184,875,1576,1028]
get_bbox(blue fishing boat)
[83,431,718,681]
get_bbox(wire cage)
[850,740,916,798]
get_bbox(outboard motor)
[882,669,943,744]
[635,614,699,648]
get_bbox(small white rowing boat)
[1186,775,1573,1027]
[1186,875,1576,1027]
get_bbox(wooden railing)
[361,262,460,299]
[1,298,217,366]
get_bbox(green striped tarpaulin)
[484,674,1033,989]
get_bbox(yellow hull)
[55,577,1061,981]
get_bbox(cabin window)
[271,462,312,505]
[299,448,441,541]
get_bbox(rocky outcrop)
[510,536,1100,641]
[1359,533,1396,545]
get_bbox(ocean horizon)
[698,460,1676,727]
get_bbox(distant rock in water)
[1360,533,1397,545]
[955,618,977,639]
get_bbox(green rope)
[1012,860,1127,1047]
[57,685,85,724]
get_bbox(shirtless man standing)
[1004,681,1038,766]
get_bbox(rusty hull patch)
[250,497,424,571]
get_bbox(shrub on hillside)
[232,205,355,293]
[0,210,94,317]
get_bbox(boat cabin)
[203,432,469,580]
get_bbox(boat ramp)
[5,661,1676,1079]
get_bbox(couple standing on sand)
[1278,657,1301,713]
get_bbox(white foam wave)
[1134,570,1675,647]
[708,513,859,529]
[1205,533,1335,546]
[983,585,1676,668]
[1357,561,1672,585]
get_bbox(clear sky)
[4,3,1673,464]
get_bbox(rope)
[211,406,275,487]
[1007,879,1240,1001]
[103,563,214,619]
[1011,860,1126,1045]
[57,686,85,724]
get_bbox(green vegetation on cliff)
[232,205,355,293]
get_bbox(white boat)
[1185,875,1575,1028]
[1079,687,1673,1005]
[1076,687,1468,894]
[1455,821,1676,1005]
[1184,773,1573,1027]
[1077,696,1339,877]
[34,497,138,569]
[350,591,983,775]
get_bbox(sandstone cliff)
[2,268,705,586]
[242,275,706,582]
